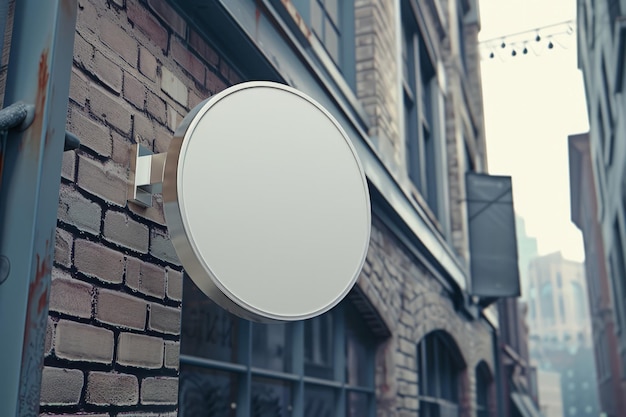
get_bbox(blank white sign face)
[163,81,370,322]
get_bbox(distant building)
[515,215,539,301]
[527,252,599,417]
[569,132,626,416]
[527,252,591,348]
[536,369,563,417]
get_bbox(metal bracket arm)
[129,144,166,207]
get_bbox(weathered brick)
[103,210,149,253]
[167,104,183,131]
[86,371,139,406]
[148,303,180,335]
[206,71,227,94]
[89,84,132,133]
[189,29,218,67]
[133,112,154,144]
[164,341,179,369]
[69,107,112,157]
[61,150,76,181]
[128,195,166,226]
[69,68,90,107]
[50,268,93,318]
[76,0,100,37]
[171,37,205,84]
[74,239,125,284]
[111,131,133,168]
[73,32,93,71]
[40,367,84,406]
[126,257,166,298]
[57,183,102,235]
[54,228,73,268]
[126,0,168,52]
[45,317,54,357]
[149,228,180,265]
[93,50,123,93]
[154,126,172,153]
[146,89,167,124]
[166,267,182,301]
[55,320,114,363]
[100,18,138,67]
[96,289,147,330]
[77,155,127,206]
[161,67,188,106]
[117,332,163,368]
[124,71,146,110]
[140,377,178,405]
[187,89,205,110]
[147,0,186,36]
[139,45,158,82]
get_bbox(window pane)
[346,391,369,417]
[252,322,292,372]
[178,366,237,417]
[311,0,323,37]
[251,378,293,417]
[305,314,334,379]
[324,23,340,64]
[345,304,373,387]
[325,0,339,26]
[181,276,238,362]
[304,385,335,417]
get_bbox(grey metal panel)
[0,1,77,416]
[466,173,521,297]
[201,0,468,291]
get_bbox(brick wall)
[42,0,240,415]
[354,0,402,173]
[358,216,495,417]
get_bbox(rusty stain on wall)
[20,49,49,158]
[19,237,53,413]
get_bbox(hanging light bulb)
[523,46,528,54]
[501,41,506,48]
[548,40,554,49]
[512,49,517,56]
[489,51,495,59]
[535,33,541,42]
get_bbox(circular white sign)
[163,81,370,322]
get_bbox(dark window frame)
[178,276,378,417]
[417,331,465,416]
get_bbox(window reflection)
[304,385,334,417]
[252,378,292,417]
[179,366,237,417]
[180,277,238,362]
[252,323,292,372]
[304,314,334,379]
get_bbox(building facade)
[0,0,533,416]
[569,132,626,416]
[576,0,626,415]
[526,252,599,417]
[577,0,626,394]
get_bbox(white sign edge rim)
[162,81,371,322]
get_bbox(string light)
[479,20,575,61]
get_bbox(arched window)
[475,362,493,417]
[417,331,465,416]
[178,275,380,417]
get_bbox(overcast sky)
[478,0,589,262]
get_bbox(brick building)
[569,132,626,416]
[0,0,537,416]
